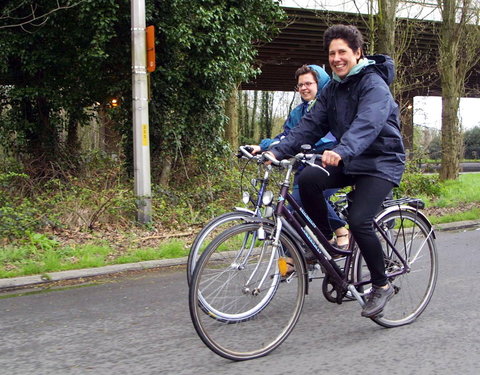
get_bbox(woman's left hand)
[322,150,342,167]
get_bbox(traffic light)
[146,25,156,73]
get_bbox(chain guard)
[322,274,346,304]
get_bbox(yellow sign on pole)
[142,124,149,146]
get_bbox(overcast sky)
[413,97,480,130]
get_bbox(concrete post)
[131,0,152,223]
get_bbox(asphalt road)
[1,228,479,375]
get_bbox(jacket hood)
[365,55,395,85]
[308,64,331,90]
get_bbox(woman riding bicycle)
[265,24,406,318]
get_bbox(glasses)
[295,81,315,90]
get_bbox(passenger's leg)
[298,165,350,241]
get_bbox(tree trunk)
[224,86,239,150]
[237,89,243,140]
[243,91,249,140]
[66,116,80,167]
[251,90,258,140]
[159,155,173,187]
[438,0,463,180]
[400,97,414,157]
[376,0,398,56]
[439,93,461,180]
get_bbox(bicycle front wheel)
[187,211,254,285]
[189,222,306,361]
[354,209,438,328]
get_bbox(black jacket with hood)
[270,55,405,186]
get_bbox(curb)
[1,220,479,292]
[0,257,188,292]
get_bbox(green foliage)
[146,0,286,168]
[0,0,285,183]
[0,152,138,241]
[464,126,480,159]
[152,149,245,228]
[0,172,42,239]
[0,0,125,169]
[396,162,441,198]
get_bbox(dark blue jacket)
[271,55,405,186]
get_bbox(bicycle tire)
[187,210,254,285]
[354,209,438,327]
[189,222,306,361]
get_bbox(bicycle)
[189,150,438,361]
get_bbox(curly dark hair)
[323,24,364,54]
[294,65,318,82]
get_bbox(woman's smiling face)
[328,38,362,79]
[296,72,318,102]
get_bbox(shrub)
[396,162,441,198]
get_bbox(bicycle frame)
[267,157,428,304]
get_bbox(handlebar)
[261,151,330,176]
[237,145,257,160]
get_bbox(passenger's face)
[328,38,362,79]
[296,72,318,102]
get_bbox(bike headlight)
[242,191,250,204]
[262,190,274,206]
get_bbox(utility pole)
[131,0,152,223]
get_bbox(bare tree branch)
[0,0,85,30]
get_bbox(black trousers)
[298,165,394,286]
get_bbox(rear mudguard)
[375,204,436,239]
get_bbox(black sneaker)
[361,283,394,318]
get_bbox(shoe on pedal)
[361,283,394,318]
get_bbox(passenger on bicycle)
[265,25,406,318]
[249,64,350,250]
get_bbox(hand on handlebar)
[262,151,278,165]
[247,145,262,155]
[322,150,342,167]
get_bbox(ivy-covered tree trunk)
[225,87,239,150]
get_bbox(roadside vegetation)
[1,154,480,279]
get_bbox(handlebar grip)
[237,145,255,159]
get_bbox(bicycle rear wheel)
[187,211,254,285]
[354,209,438,328]
[189,222,306,361]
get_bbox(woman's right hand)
[248,145,262,155]
[322,150,342,167]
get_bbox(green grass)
[0,239,189,279]
[435,174,480,206]
[416,174,480,208]
[429,208,480,225]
